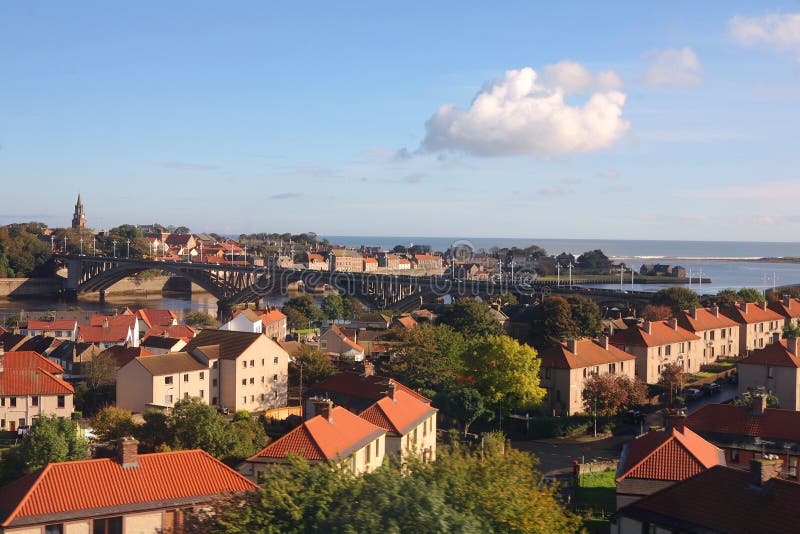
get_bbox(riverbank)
[536,275,711,285]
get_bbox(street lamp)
[63,236,67,253]
[50,235,54,252]
[93,237,96,256]
[79,237,83,255]
[126,239,130,259]
[112,240,117,258]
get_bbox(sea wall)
[0,278,63,298]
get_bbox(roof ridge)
[617,431,673,481]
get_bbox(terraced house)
[722,301,784,355]
[677,306,741,362]
[610,319,702,383]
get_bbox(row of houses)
[293,249,444,273]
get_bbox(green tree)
[184,311,219,329]
[659,363,686,407]
[737,287,767,304]
[341,297,358,320]
[321,295,344,321]
[653,287,700,314]
[715,289,739,308]
[387,323,466,391]
[462,335,545,410]
[567,296,602,338]
[170,398,235,458]
[227,413,268,463]
[438,299,503,338]
[576,249,611,270]
[290,344,336,386]
[282,295,323,330]
[19,416,88,473]
[582,374,647,418]
[783,324,800,339]
[82,351,118,414]
[531,296,578,346]
[435,387,491,436]
[91,406,136,443]
[136,409,172,452]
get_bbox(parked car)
[685,388,703,401]
[701,383,721,396]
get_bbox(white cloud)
[729,12,800,55]
[422,65,629,157]
[541,60,623,93]
[643,47,703,88]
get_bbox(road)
[686,382,738,413]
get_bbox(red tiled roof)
[610,320,700,348]
[359,389,437,435]
[98,346,154,368]
[248,406,384,462]
[687,403,800,442]
[617,427,723,482]
[142,324,196,342]
[363,258,378,264]
[677,307,738,332]
[0,369,74,396]
[135,309,178,328]
[306,372,430,403]
[539,339,635,370]
[615,465,800,534]
[327,326,364,353]
[722,302,784,324]
[78,325,131,343]
[20,320,77,332]
[769,298,800,319]
[393,316,417,329]
[257,309,286,326]
[0,449,256,527]
[89,314,137,329]
[739,340,800,368]
[3,351,64,375]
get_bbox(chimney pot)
[711,306,720,318]
[669,318,678,331]
[741,302,749,313]
[567,339,578,354]
[117,437,139,468]
[758,301,767,311]
[643,321,653,335]
[387,382,396,401]
[690,308,698,320]
[784,296,792,308]
[599,336,610,350]
[752,394,769,416]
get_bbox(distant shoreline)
[613,257,800,264]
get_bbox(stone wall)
[0,278,62,298]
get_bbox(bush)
[529,415,593,438]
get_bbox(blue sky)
[2,1,800,240]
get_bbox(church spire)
[72,194,86,229]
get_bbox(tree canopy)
[652,287,700,314]
[282,295,324,330]
[386,323,467,392]
[183,439,582,534]
[576,249,612,271]
[184,311,219,329]
[290,344,337,387]
[438,299,503,338]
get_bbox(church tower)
[72,194,87,229]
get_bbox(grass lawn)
[687,371,717,384]
[573,469,616,533]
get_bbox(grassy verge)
[574,469,616,534]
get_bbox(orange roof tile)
[769,298,800,319]
[610,320,700,348]
[142,324,196,342]
[393,316,417,329]
[135,309,178,328]
[539,339,635,370]
[305,372,430,403]
[3,351,64,375]
[327,326,364,353]
[78,325,131,343]
[739,340,800,368]
[248,406,385,462]
[617,427,723,482]
[677,307,738,333]
[0,449,257,527]
[89,314,137,328]
[687,403,800,442]
[20,320,77,332]
[359,389,437,435]
[722,302,784,324]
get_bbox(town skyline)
[2,2,800,240]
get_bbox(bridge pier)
[99,289,106,303]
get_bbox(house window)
[57,396,65,408]
[274,391,278,399]
[251,395,255,402]
[261,376,265,383]
[243,396,247,404]
[32,396,39,407]
[212,378,218,387]
[45,524,64,534]
[710,330,715,340]
[768,367,775,379]
[321,340,327,349]
[165,376,173,385]
[92,516,122,534]
[212,396,217,405]
[10,397,17,408]
[273,374,278,382]
[250,377,255,384]
[730,449,740,462]
[242,379,247,386]
[242,361,247,368]
[620,361,624,371]
[608,363,616,374]
[250,360,255,367]
[183,373,189,382]
[200,390,204,399]
[0,397,4,407]
[200,372,205,380]
[274,356,279,364]
[365,443,371,464]
[184,392,189,399]
[665,345,672,356]
[165,394,173,404]
[582,368,588,378]
[212,361,218,369]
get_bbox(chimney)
[362,360,375,377]
[103,318,109,328]
[789,337,799,357]
[668,318,678,331]
[608,324,614,337]
[752,394,768,416]
[567,339,578,354]
[784,296,792,308]
[758,301,767,311]
[599,336,610,350]
[387,382,396,401]
[690,308,698,320]
[643,320,653,335]
[117,437,139,468]
[740,302,749,314]
[314,400,334,422]
[711,306,720,318]
[665,413,687,432]
[750,457,782,486]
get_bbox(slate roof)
[615,465,800,534]
[141,336,184,350]
[305,372,429,404]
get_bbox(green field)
[574,469,616,534]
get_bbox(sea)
[3,237,800,318]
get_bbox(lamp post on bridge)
[79,237,83,255]
[93,237,96,256]
[50,235,54,252]
[112,240,117,258]
[63,236,67,253]
[126,239,130,259]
